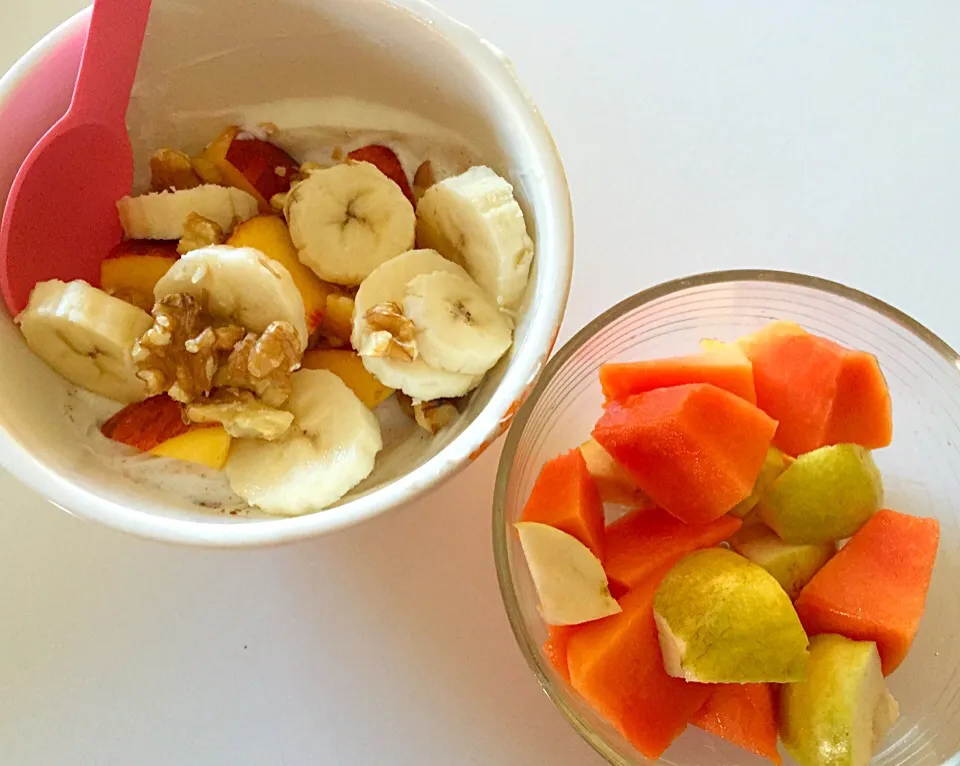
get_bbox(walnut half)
[356,302,418,361]
[185,389,293,441]
[177,213,224,255]
[413,399,459,434]
[213,321,302,408]
[132,294,301,408]
[132,293,242,403]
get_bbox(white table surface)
[2,2,960,764]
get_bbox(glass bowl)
[493,270,960,766]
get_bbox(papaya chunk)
[738,322,891,455]
[691,683,781,764]
[567,566,710,759]
[520,448,605,560]
[600,347,756,405]
[794,509,939,675]
[604,507,742,591]
[593,384,777,524]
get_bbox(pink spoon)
[0,0,152,314]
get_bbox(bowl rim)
[492,268,960,765]
[0,0,573,547]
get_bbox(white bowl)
[0,0,573,547]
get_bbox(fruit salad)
[515,321,940,765]
[16,120,534,516]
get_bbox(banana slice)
[117,184,259,240]
[285,161,415,286]
[415,166,534,309]
[352,249,481,401]
[225,369,382,515]
[154,245,308,350]
[16,280,153,402]
[402,270,512,376]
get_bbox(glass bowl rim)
[491,268,960,765]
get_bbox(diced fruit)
[653,548,809,683]
[604,507,742,591]
[729,523,835,600]
[520,448,606,559]
[779,634,899,766]
[794,509,940,675]
[227,215,333,332]
[347,144,415,205]
[730,446,793,518]
[543,625,575,683]
[738,322,892,455]
[100,254,176,311]
[600,346,756,404]
[825,350,892,449]
[107,239,180,258]
[758,444,882,544]
[514,522,621,626]
[101,396,191,451]
[302,349,394,409]
[593,384,777,524]
[193,126,272,210]
[149,425,232,470]
[691,684,781,765]
[578,438,649,506]
[567,565,711,759]
[225,135,300,204]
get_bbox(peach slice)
[150,425,232,469]
[101,254,177,311]
[102,396,191,451]
[226,135,300,204]
[347,145,415,205]
[302,349,394,409]
[193,126,299,211]
[226,215,333,333]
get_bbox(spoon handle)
[69,0,152,124]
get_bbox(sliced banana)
[402,270,512,376]
[117,184,259,240]
[284,161,415,286]
[352,249,481,401]
[415,166,534,309]
[16,280,153,403]
[154,245,308,350]
[225,369,383,516]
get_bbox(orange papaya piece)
[543,625,575,683]
[794,509,939,675]
[691,684,781,764]
[604,507,742,591]
[592,384,777,524]
[567,565,710,759]
[520,448,606,560]
[600,348,756,404]
[738,322,891,455]
[824,350,892,449]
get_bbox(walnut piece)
[133,294,211,402]
[150,148,203,191]
[356,302,418,361]
[413,399,459,434]
[214,321,302,407]
[177,213,225,255]
[185,389,293,441]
